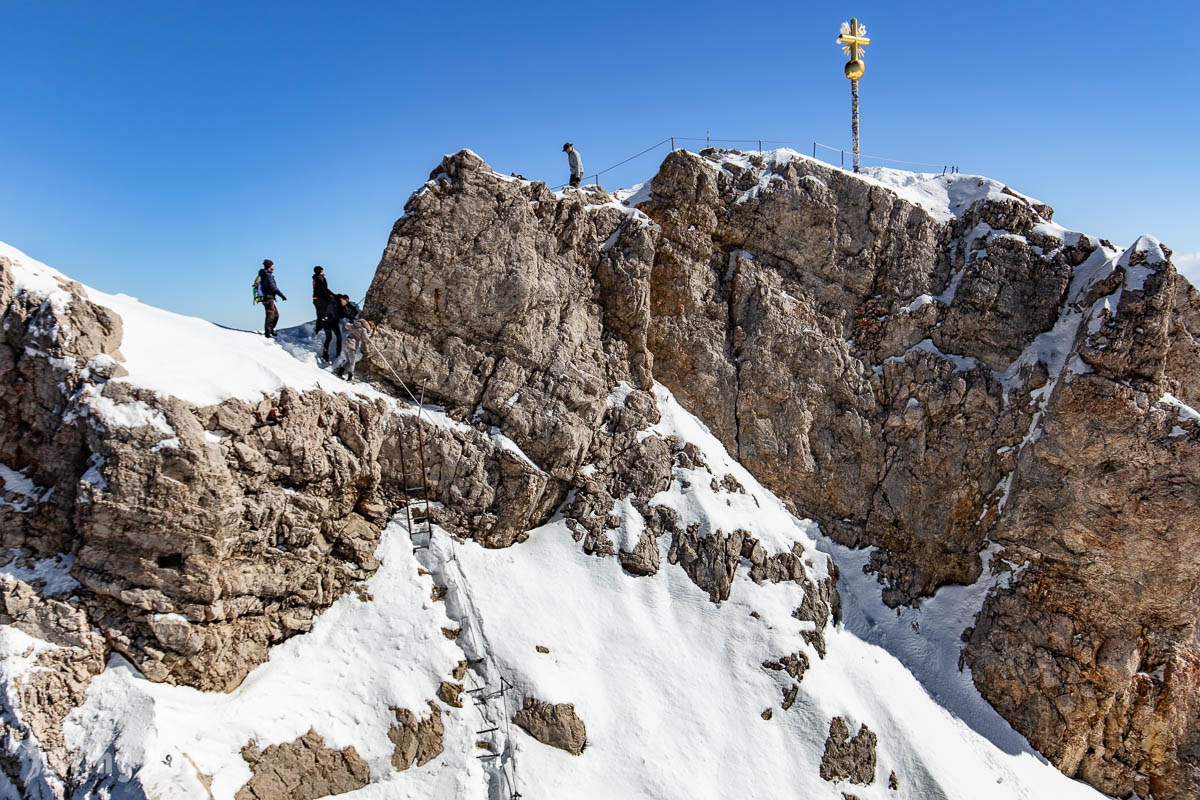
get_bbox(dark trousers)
[313,302,325,329]
[263,299,279,337]
[323,321,343,358]
[569,173,582,188]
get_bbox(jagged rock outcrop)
[966,241,1200,800]
[236,730,370,800]
[512,698,587,755]
[0,562,106,791]
[819,716,878,785]
[0,253,567,694]
[0,251,604,793]
[388,702,444,770]
[361,149,1200,797]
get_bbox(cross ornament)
[838,18,870,65]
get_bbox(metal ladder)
[398,417,434,551]
[467,672,522,799]
[374,363,521,798]
[401,419,522,799]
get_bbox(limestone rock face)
[0,255,563,696]
[0,248,587,793]
[966,241,1200,800]
[236,730,370,800]
[388,702,444,771]
[363,150,658,482]
[820,717,878,786]
[512,697,587,755]
[361,149,1200,797]
[0,564,106,792]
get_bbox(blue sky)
[3,0,1197,331]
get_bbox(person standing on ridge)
[322,293,359,362]
[312,266,331,336]
[257,259,286,338]
[337,318,375,380]
[563,142,584,188]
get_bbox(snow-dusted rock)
[511,698,586,756]
[236,729,370,800]
[362,147,1200,798]
[2,142,1199,799]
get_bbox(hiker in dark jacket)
[321,294,359,361]
[258,259,287,337]
[312,266,331,335]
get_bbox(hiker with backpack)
[312,266,332,336]
[337,318,375,379]
[254,259,287,338]
[321,293,359,361]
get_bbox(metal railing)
[550,135,960,191]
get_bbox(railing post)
[670,136,674,151]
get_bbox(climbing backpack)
[252,274,263,304]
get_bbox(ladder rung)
[476,727,499,734]
[477,754,499,760]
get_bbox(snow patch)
[0,550,79,596]
[886,339,980,374]
[0,465,49,513]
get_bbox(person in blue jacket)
[258,259,287,338]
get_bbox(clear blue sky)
[3,0,1198,331]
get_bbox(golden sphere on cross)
[837,17,870,81]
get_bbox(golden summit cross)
[837,17,870,66]
[836,17,871,173]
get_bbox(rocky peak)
[1,143,1197,799]
[362,147,1200,798]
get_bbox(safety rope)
[365,337,431,415]
[547,134,959,191]
[551,137,672,191]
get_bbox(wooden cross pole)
[837,17,871,173]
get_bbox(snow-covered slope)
[0,241,374,408]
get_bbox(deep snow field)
[0,152,1129,799]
